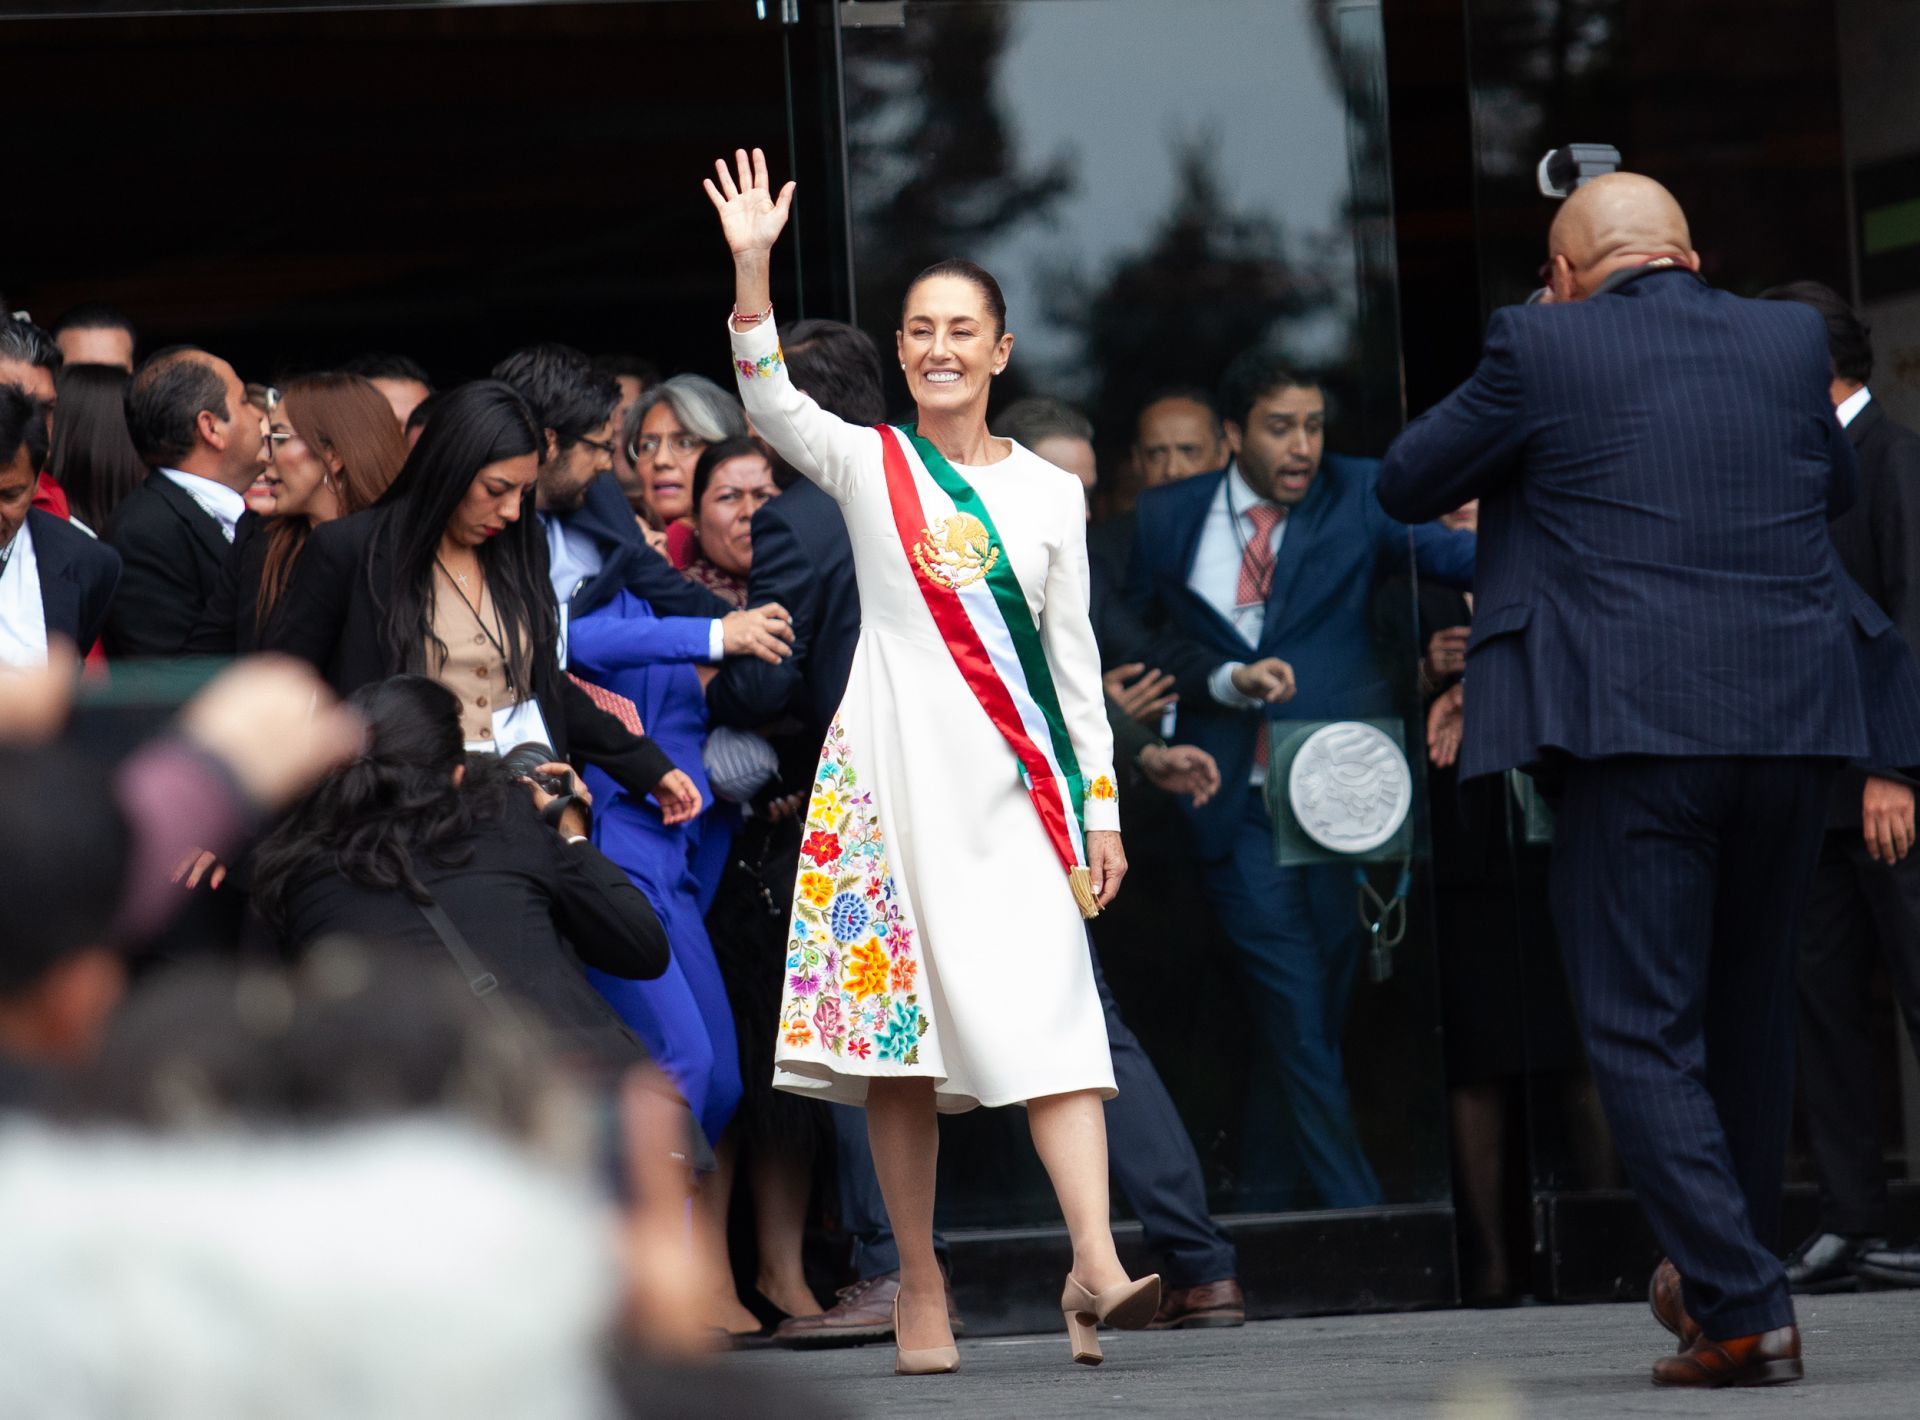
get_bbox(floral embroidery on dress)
[736,347,785,380]
[778,716,931,1067]
[1088,774,1117,802]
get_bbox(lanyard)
[436,560,517,696]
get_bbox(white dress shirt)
[1186,460,1288,710]
[1837,385,1871,429]
[159,467,245,543]
[0,518,49,669]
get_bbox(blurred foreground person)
[0,654,362,1107]
[1379,173,1920,1387]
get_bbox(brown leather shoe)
[1648,1258,1701,1351]
[1148,1278,1246,1329]
[1651,1325,1802,1387]
[772,1272,965,1349]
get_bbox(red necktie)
[1236,503,1284,607]
[1235,503,1284,768]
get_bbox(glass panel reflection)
[843,0,1453,1228]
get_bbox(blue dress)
[570,589,741,1145]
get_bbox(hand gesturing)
[703,147,795,257]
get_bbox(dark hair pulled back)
[252,676,509,927]
[901,259,1008,338]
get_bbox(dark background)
[3,1,803,387]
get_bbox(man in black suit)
[1380,174,1920,1386]
[1760,283,1920,1293]
[105,348,268,658]
[0,386,120,665]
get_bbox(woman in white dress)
[704,149,1160,1374]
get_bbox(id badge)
[491,696,555,756]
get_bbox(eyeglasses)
[575,434,617,457]
[629,432,706,460]
[247,384,281,413]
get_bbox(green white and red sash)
[876,424,1100,918]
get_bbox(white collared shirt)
[160,467,245,543]
[1837,386,1871,429]
[0,518,49,669]
[1187,460,1288,709]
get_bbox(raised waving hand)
[703,147,795,259]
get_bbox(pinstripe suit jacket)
[1377,266,1920,782]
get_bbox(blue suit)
[1378,266,1920,1338]
[1129,454,1473,1208]
[570,589,742,1147]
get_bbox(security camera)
[1537,145,1622,199]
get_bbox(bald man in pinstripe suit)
[1379,174,1920,1388]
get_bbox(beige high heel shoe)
[892,1297,960,1376]
[1060,1273,1162,1366]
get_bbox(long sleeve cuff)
[707,619,725,662]
[1209,662,1264,709]
[1083,772,1121,834]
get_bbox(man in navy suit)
[1128,349,1474,1211]
[1378,173,1920,1387]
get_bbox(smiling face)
[249,407,342,524]
[896,274,1012,420]
[695,451,780,577]
[635,401,702,523]
[444,452,539,549]
[1226,382,1325,506]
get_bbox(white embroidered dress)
[732,319,1121,1112]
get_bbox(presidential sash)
[875,423,1100,919]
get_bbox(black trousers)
[1549,756,1833,1339]
[834,943,1237,1287]
[1796,827,1920,1237]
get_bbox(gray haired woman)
[622,374,750,562]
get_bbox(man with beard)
[493,343,792,681]
[1129,349,1474,1212]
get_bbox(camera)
[1536,144,1622,199]
[499,741,571,796]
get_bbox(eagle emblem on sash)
[912,512,1000,590]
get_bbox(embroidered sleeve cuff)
[727,315,785,380]
[1083,773,1121,833]
[1209,662,1264,709]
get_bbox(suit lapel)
[1165,469,1258,656]
[150,472,232,566]
[1260,472,1331,640]
[26,513,81,641]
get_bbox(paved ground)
[720,1290,1920,1418]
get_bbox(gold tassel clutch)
[1069,865,1101,920]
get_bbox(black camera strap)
[415,895,529,1038]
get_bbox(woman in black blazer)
[263,380,698,815]
[188,373,407,655]
[253,675,669,1070]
